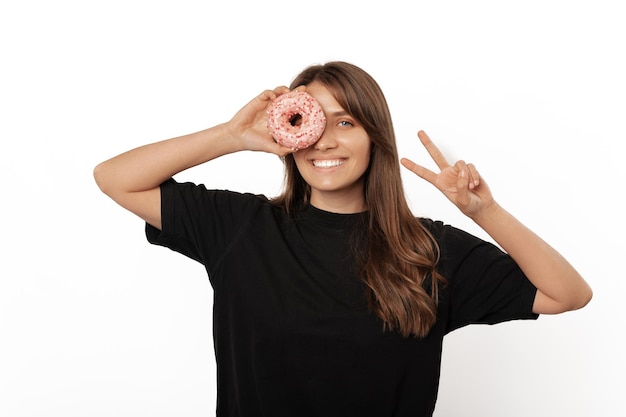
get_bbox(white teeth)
[312,159,345,168]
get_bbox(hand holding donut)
[401,130,495,219]
[267,89,326,150]
[226,87,297,156]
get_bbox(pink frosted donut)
[267,91,326,150]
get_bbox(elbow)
[534,281,593,315]
[574,284,593,310]
[562,283,593,313]
[93,162,106,193]
[93,161,113,196]
[560,270,594,312]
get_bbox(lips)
[312,159,346,168]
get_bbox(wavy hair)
[271,61,445,337]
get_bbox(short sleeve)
[145,178,266,272]
[423,219,539,333]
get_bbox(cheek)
[359,142,372,168]
[292,153,310,176]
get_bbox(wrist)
[471,200,502,226]
[213,122,246,153]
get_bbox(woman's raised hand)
[225,86,296,156]
[401,130,495,219]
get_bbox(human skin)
[292,82,371,214]
[401,131,592,314]
[94,85,592,316]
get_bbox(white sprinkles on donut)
[267,91,326,150]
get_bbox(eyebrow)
[327,110,352,118]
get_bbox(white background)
[1,1,624,416]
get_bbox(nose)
[313,128,337,151]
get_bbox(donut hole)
[289,113,303,127]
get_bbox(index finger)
[418,130,450,169]
[400,157,438,185]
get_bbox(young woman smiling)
[94,61,592,416]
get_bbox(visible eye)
[337,120,353,127]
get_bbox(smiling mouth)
[312,159,346,168]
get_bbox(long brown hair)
[272,61,445,337]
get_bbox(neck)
[309,189,367,214]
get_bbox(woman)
[94,61,592,416]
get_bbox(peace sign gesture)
[401,130,495,219]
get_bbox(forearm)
[472,202,592,313]
[94,123,240,195]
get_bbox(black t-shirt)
[146,179,538,417]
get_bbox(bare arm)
[470,201,591,313]
[401,131,592,314]
[94,87,294,230]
